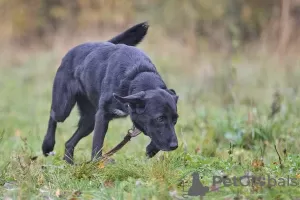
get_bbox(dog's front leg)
[91,110,110,161]
[146,141,160,158]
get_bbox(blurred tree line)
[1,0,300,53]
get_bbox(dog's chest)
[109,104,129,118]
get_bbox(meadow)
[1,32,300,199]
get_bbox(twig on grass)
[274,144,284,169]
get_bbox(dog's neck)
[128,72,166,95]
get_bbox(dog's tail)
[108,21,149,46]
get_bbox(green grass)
[1,50,300,200]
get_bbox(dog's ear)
[113,91,146,104]
[113,91,146,114]
[168,89,179,103]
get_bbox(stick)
[274,144,283,168]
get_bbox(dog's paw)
[42,139,55,157]
[63,155,74,165]
[48,151,56,156]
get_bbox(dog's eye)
[156,116,166,123]
[172,118,177,124]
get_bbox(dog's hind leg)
[42,73,77,156]
[63,96,96,164]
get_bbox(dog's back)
[56,21,149,76]
[75,43,162,104]
[56,38,158,102]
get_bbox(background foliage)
[2,0,300,53]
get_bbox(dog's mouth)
[134,123,178,151]
[150,136,178,151]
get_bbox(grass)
[1,47,300,200]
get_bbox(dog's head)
[113,89,179,151]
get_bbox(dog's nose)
[169,142,178,150]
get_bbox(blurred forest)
[1,0,300,55]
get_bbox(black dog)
[42,22,179,164]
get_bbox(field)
[1,36,300,199]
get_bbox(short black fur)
[42,21,179,164]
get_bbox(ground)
[1,47,300,200]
